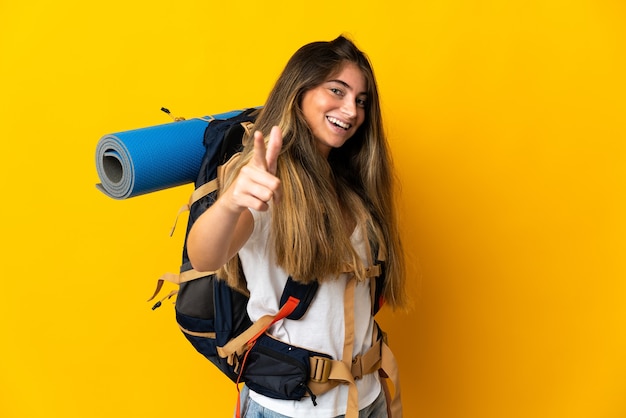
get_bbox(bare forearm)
[187,195,253,272]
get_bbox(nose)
[341,98,357,119]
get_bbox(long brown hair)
[221,35,407,309]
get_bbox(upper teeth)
[327,116,350,130]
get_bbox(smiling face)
[301,62,367,158]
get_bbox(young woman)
[187,35,406,418]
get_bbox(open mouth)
[327,116,351,130]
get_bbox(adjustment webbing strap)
[179,326,216,339]
[307,337,382,393]
[307,334,403,417]
[217,296,300,360]
[147,268,214,302]
[380,340,403,417]
[342,276,359,418]
[147,273,180,302]
[169,151,238,237]
[168,179,217,237]
[190,179,218,207]
[233,296,301,418]
[340,263,381,278]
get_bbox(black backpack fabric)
[176,108,258,381]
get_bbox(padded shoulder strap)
[279,277,319,320]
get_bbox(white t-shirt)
[238,208,381,417]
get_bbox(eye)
[356,97,367,108]
[330,87,344,97]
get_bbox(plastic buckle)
[366,264,381,277]
[351,355,363,380]
[310,356,332,383]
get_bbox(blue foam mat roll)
[95,110,246,199]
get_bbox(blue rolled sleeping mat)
[95,109,248,199]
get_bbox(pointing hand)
[225,126,283,212]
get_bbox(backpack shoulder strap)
[280,277,319,320]
[217,277,318,360]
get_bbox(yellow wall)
[1,1,625,417]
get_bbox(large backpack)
[148,108,403,418]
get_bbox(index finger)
[251,130,268,170]
[265,126,282,175]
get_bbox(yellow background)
[1,1,625,417]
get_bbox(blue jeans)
[238,385,388,418]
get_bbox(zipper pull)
[161,107,186,121]
[300,383,318,406]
